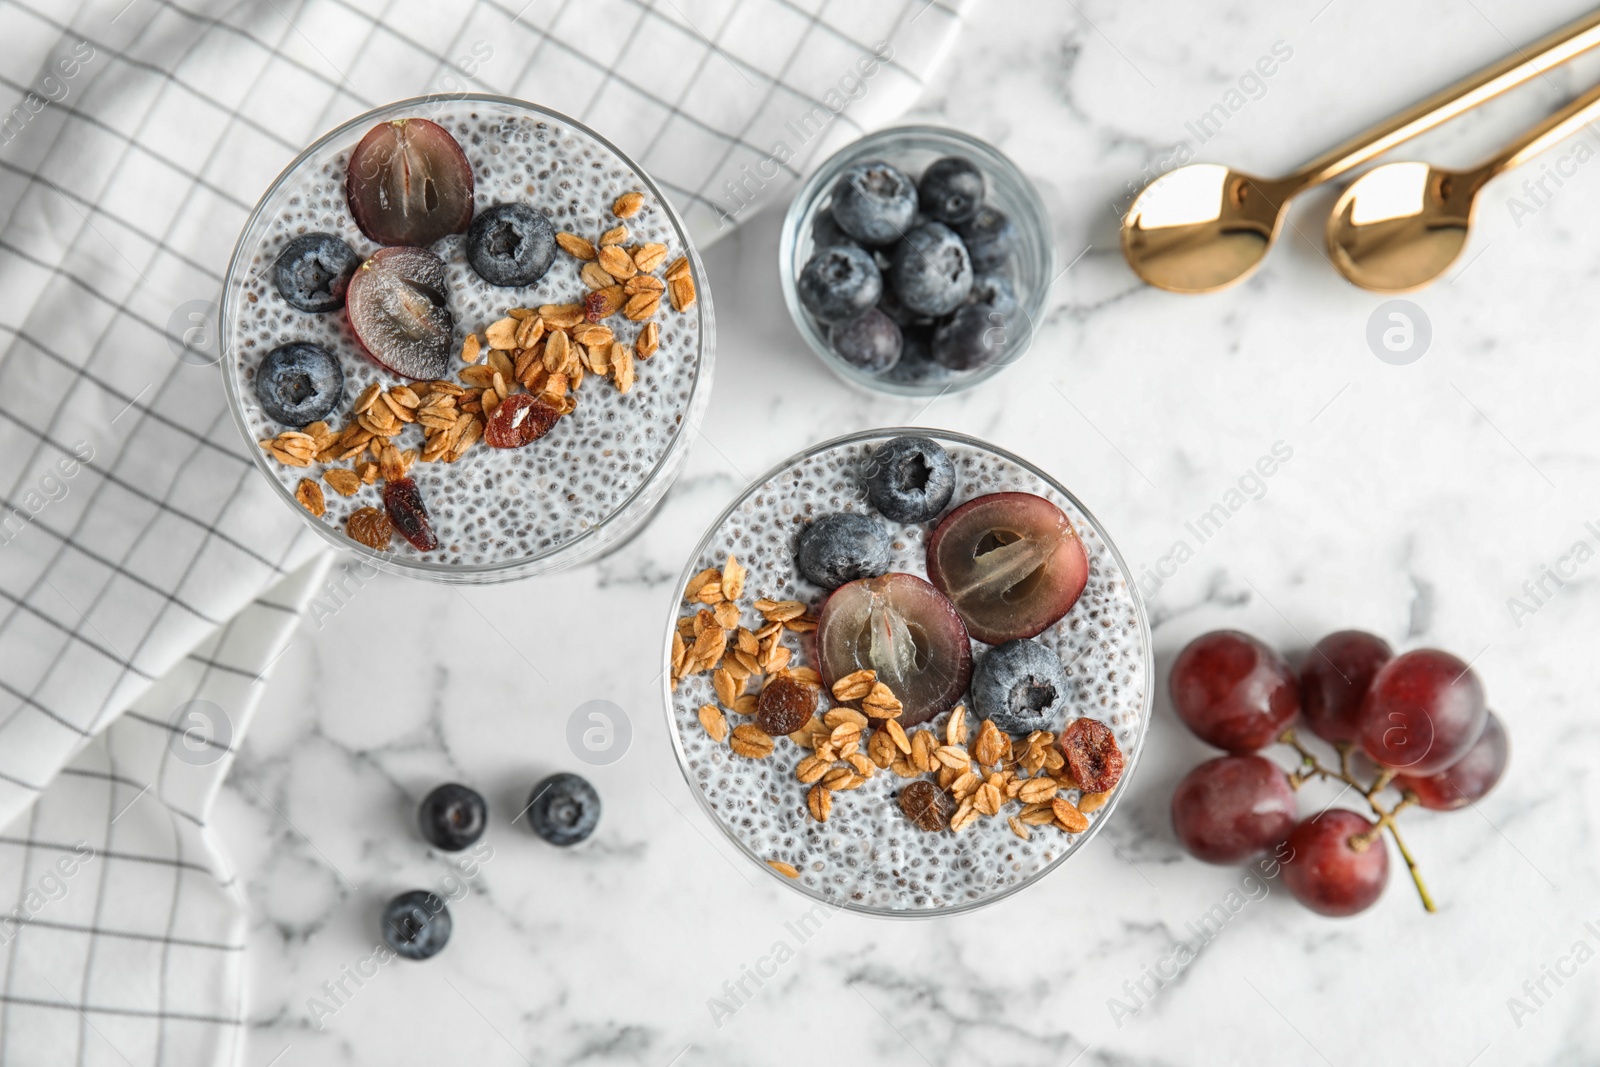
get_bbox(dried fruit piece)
[900,780,954,832]
[585,286,624,322]
[1060,717,1125,793]
[345,118,474,246]
[484,393,561,449]
[756,676,819,736]
[382,477,438,551]
[346,506,393,550]
[295,478,325,517]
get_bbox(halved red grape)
[382,477,437,551]
[1171,755,1297,864]
[1280,809,1389,917]
[816,573,971,727]
[1169,630,1299,753]
[924,492,1088,645]
[346,246,454,380]
[1395,710,1508,810]
[1299,630,1392,744]
[1356,648,1486,775]
[346,118,474,247]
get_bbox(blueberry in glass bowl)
[780,127,1054,397]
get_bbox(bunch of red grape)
[1168,630,1510,916]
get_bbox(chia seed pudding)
[664,429,1151,915]
[221,96,712,580]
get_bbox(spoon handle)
[1290,7,1600,189]
[1490,81,1600,174]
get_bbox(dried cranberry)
[899,780,954,832]
[484,394,561,449]
[382,477,438,551]
[755,676,818,736]
[1060,717,1124,793]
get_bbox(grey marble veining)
[220,2,1600,1063]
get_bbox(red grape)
[1171,755,1297,864]
[1356,649,1486,775]
[1169,630,1299,753]
[1395,710,1508,810]
[1299,630,1392,744]
[1280,809,1389,916]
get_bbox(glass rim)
[659,425,1154,919]
[219,92,715,580]
[779,124,1056,399]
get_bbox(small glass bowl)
[779,126,1054,397]
[221,95,715,584]
[661,428,1151,917]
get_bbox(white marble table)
[224,2,1600,1063]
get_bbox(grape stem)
[1278,729,1437,914]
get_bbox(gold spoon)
[1327,83,1600,292]
[1121,8,1600,293]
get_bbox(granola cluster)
[675,557,1110,849]
[257,192,696,553]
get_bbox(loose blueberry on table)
[526,772,602,846]
[381,889,452,960]
[417,782,488,851]
[795,154,1024,386]
[1168,628,1510,916]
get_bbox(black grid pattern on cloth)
[0,0,968,1061]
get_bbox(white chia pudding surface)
[665,431,1151,914]
[225,100,706,570]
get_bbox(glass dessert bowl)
[662,428,1151,917]
[221,95,714,583]
[780,126,1054,397]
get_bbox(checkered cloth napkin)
[0,0,968,1062]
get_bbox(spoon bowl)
[1326,162,1479,292]
[1121,165,1295,293]
[1327,80,1600,293]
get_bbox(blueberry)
[417,783,487,852]
[882,326,951,386]
[811,209,857,250]
[971,639,1069,735]
[957,206,1019,273]
[466,202,556,287]
[864,436,956,523]
[527,772,600,846]
[890,222,973,317]
[876,278,930,329]
[255,342,344,427]
[796,512,890,589]
[274,232,359,312]
[917,156,985,226]
[830,161,918,246]
[382,890,452,961]
[932,302,1008,371]
[797,244,882,325]
[830,308,901,374]
[967,271,1018,319]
